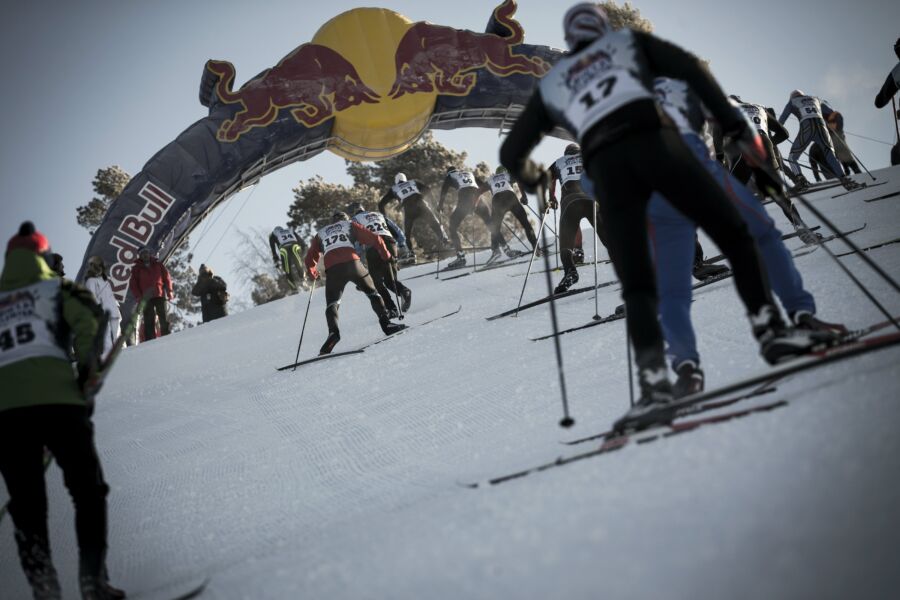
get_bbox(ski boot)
[751,305,835,365]
[692,260,730,281]
[503,244,527,259]
[381,319,407,336]
[79,575,126,600]
[445,253,467,269]
[401,288,412,312]
[319,331,340,355]
[612,365,676,433]
[554,269,579,294]
[791,173,810,192]
[790,310,848,337]
[673,360,704,398]
[14,530,61,600]
[485,248,503,265]
[386,307,402,320]
[572,248,585,264]
[839,176,863,192]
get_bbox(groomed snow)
[2,168,899,599]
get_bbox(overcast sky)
[1,0,897,304]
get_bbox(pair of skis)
[461,321,900,488]
[276,305,462,371]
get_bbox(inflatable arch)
[77,0,567,312]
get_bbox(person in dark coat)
[128,247,173,341]
[191,264,228,323]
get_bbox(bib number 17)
[579,76,617,109]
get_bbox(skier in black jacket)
[378,173,450,257]
[499,3,829,431]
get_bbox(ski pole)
[525,203,558,237]
[291,278,317,371]
[591,200,601,321]
[389,260,405,320]
[553,205,560,270]
[536,180,573,428]
[759,166,900,331]
[625,307,634,408]
[893,97,900,141]
[513,209,551,317]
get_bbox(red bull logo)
[207,44,380,142]
[388,0,549,99]
[205,0,549,159]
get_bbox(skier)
[0,222,125,600]
[128,247,173,342]
[83,255,122,359]
[269,225,307,289]
[481,166,538,264]
[500,3,829,430]
[777,90,860,191]
[348,203,413,318]
[548,143,609,293]
[650,77,845,396]
[438,167,492,269]
[304,211,406,355]
[190,264,228,323]
[873,38,900,110]
[378,173,450,259]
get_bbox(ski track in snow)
[2,169,900,599]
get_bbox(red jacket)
[305,221,390,271]
[129,258,172,300]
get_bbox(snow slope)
[2,169,900,600]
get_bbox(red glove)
[725,118,767,168]
[308,266,319,280]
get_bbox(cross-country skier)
[873,38,900,110]
[481,166,538,263]
[304,212,406,355]
[548,143,609,293]
[778,90,860,191]
[0,222,125,600]
[438,167,492,269]
[84,255,122,359]
[378,173,450,259]
[269,225,308,289]
[500,3,829,430]
[650,77,845,396]
[348,203,413,318]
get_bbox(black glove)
[723,116,767,168]
[516,160,548,195]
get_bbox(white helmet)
[563,3,609,51]
[395,173,407,184]
[791,89,805,99]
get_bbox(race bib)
[273,228,298,246]
[739,103,769,132]
[0,279,69,368]
[450,171,478,190]
[487,173,515,197]
[353,212,391,238]
[566,66,653,138]
[318,221,355,255]
[793,96,823,121]
[554,155,583,185]
[393,181,420,201]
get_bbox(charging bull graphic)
[207,44,380,141]
[388,0,550,99]
[78,1,564,315]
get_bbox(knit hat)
[6,221,50,257]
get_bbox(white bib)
[353,212,391,238]
[273,228,299,246]
[449,171,478,190]
[737,102,769,133]
[554,155,583,185]
[392,181,420,201]
[0,279,69,368]
[487,173,515,197]
[318,221,355,255]
[792,95,824,122]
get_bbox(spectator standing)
[191,264,228,323]
[128,247,172,341]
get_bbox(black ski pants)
[490,191,538,251]
[323,260,388,334]
[142,296,169,340]
[0,405,110,578]
[365,238,409,311]
[585,127,772,368]
[559,192,608,273]
[447,190,492,253]
[403,197,447,250]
